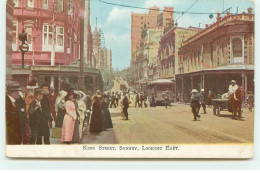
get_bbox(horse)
[228,87,244,120]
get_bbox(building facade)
[131,6,173,63]
[176,10,254,102]
[12,0,82,66]
[107,49,112,71]
[6,0,15,82]
[158,25,200,92]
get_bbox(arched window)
[231,37,244,64]
[232,38,242,57]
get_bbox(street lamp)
[18,28,29,69]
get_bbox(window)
[43,0,48,9]
[27,0,34,8]
[231,37,243,64]
[25,27,33,51]
[57,0,63,12]
[67,32,71,53]
[42,24,64,52]
[13,0,18,7]
[56,27,64,46]
[67,0,72,15]
[12,21,18,50]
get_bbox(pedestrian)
[23,80,38,144]
[28,88,44,144]
[151,93,156,107]
[47,86,58,127]
[190,89,201,121]
[37,83,52,144]
[84,91,92,125]
[115,91,119,107]
[6,81,22,145]
[135,93,140,108]
[207,90,213,108]
[139,93,143,108]
[75,91,87,139]
[16,88,27,144]
[101,94,113,129]
[198,89,207,114]
[89,93,103,133]
[55,91,67,128]
[110,92,117,108]
[122,94,129,120]
[247,91,254,112]
[143,93,148,108]
[61,89,78,143]
[165,89,170,108]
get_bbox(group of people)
[190,89,207,121]
[134,92,148,108]
[189,80,254,121]
[6,77,114,145]
[6,80,53,145]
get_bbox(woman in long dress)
[89,95,103,133]
[75,91,87,139]
[61,89,77,143]
[55,91,67,128]
[101,94,113,130]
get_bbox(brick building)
[176,10,254,102]
[131,6,173,62]
[159,25,200,81]
[6,0,15,82]
[12,0,83,66]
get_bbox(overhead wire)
[96,0,229,15]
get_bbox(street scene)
[5,0,254,147]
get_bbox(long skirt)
[72,118,80,143]
[61,114,75,142]
[102,109,113,130]
[55,108,66,128]
[89,112,103,133]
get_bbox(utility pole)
[50,0,57,88]
[84,0,90,65]
[78,0,86,88]
[51,0,56,66]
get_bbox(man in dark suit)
[6,82,22,145]
[47,86,58,127]
[28,89,44,144]
[122,94,129,120]
[15,90,27,144]
[190,89,201,121]
[38,83,53,144]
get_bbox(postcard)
[5,0,254,158]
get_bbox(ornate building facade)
[176,10,254,102]
[12,0,83,66]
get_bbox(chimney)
[205,24,208,28]
[248,7,253,14]
[226,11,230,16]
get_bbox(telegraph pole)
[78,0,86,88]
[51,0,56,66]
[50,0,57,88]
[84,0,90,65]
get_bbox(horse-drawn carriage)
[212,98,230,116]
[212,86,244,119]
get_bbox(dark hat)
[66,89,74,97]
[27,79,38,90]
[34,88,43,95]
[6,81,22,91]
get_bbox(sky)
[89,0,254,70]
